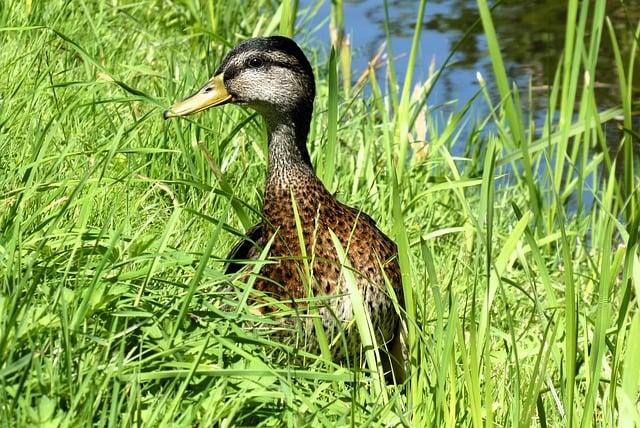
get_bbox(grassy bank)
[1,0,638,426]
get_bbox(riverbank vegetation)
[1,0,638,425]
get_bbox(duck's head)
[164,36,315,122]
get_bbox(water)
[301,0,488,114]
[300,0,640,122]
[298,0,639,217]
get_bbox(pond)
[301,0,640,124]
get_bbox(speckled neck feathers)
[264,106,316,189]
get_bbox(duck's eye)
[248,58,264,68]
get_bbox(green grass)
[1,0,639,426]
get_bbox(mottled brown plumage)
[166,36,403,359]
[228,169,402,357]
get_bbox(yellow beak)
[163,73,231,119]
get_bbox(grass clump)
[1,0,639,426]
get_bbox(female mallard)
[165,36,403,362]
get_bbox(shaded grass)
[1,0,639,426]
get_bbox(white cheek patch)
[230,67,307,112]
[262,68,301,108]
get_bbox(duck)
[164,36,404,366]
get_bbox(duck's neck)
[264,108,316,190]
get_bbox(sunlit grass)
[1,0,638,426]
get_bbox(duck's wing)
[224,223,264,274]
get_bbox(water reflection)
[304,0,640,113]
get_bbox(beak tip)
[163,110,172,120]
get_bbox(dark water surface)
[300,0,640,121]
